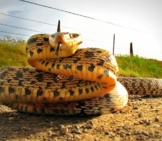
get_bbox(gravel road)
[0,97,162,141]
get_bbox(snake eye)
[69,33,79,38]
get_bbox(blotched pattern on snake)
[0,23,161,115]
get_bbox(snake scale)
[0,22,162,115]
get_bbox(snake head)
[49,32,82,57]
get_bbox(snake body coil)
[0,31,162,115]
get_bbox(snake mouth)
[77,41,83,45]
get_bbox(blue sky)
[0,0,162,60]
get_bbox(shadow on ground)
[0,106,95,141]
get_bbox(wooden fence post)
[113,34,115,55]
[57,20,61,32]
[130,42,133,56]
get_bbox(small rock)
[85,121,93,129]
[134,122,139,125]
[71,128,82,134]
[133,106,138,110]
[153,124,161,128]
[48,129,53,136]
[94,137,101,141]
[126,132,132,135]
[139,119,151,125]
[139,120,144,124]
[138,113,142,117]
[22,127,31,131]
[10,112,19,117]
[155,117,160,122]
[59,125,68,135]
[50,121,53,125]
[74,125,80,130]
[71,125,82,134]
[8,117,14,120]
[105,131,109,135]
[150,105,154,108]
[142,131,149,136]
[134,130,140,135]
[66,133,74,140]
[74,134,81,140]
[144,119,151,125]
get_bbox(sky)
[0,0,162,61]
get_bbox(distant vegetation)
[0,36,162,78]
[116,55,162,78]
[0,36,28,67]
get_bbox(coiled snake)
[0,22,162,115]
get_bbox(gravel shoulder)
[0,97,162,141]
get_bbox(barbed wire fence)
[0,0,146,56]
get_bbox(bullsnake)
[0,21,161,115]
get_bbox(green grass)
[116,55,162,78]
[0,36,162,78]
[0,36,28,67]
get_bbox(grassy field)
[0,37,162,78]
[116,55,162,78]
[0,36,28,67]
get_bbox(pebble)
[134,122,139,125]
[139,119,151,125]
[66,133,74,140]
[144,119,151,125]
[10,112,19,117]
[8,117,15,120]
[105,131,109,135]
[85,120,94,129]
[1,98,162,141]
[71,128,82,134]
[142,131,149,136]
[153,124,161,128]
[138,113,142,117]
[134,130,141,135]
[48,129,53,136]
[59,125,69,135]
[74,134,81,140]
[155,117,160,122]
[133,106,138,110]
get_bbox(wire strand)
[19,0,147,33]
[0,31,30,36]
[0,13,76,30]
[0,23,41,33]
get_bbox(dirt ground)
[0,97,162,141]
